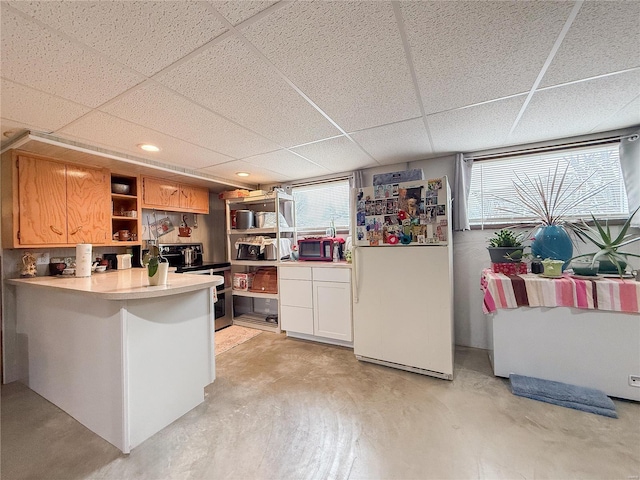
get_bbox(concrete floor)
[2,332,639,479]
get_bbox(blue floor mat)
[510,374,617,418]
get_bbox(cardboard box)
[219,189,250,200]
[492,262,528,275]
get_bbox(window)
[292,180,351,233]
[468,143,628,225]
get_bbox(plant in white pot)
[146,244,169,286]
[498,163,612,271]
[570,206,640,277]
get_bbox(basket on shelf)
[249,267,278,294]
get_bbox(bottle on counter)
[333,243,340,262]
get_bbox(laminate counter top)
[7,268,223,300]
[278,260,352,268]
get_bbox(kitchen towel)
[510,374,617,418]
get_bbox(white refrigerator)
[352,176,454,379]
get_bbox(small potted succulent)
[487,228,526,263]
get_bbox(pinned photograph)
[392,184,399,196]
[375,200,385,215]
[437,205,446,216]
[425,206,437,223]
[357,211,366,226]
[428,178,442,190]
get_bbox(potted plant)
[498,163,612,270]
[570,205,640,276]
[487,228,526,263]
[146,244,169,286]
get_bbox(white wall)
[354,156,640,350]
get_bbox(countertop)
[278,260,352,268]
[7,268,223,300]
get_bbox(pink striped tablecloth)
[481,268,640,314]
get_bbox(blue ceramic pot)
[530,225,573,271]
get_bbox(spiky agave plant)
[499,162,612,226]
[571,206,640,276]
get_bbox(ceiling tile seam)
[27,131,255,189]
[391,1,434,153]
[142,76,304,154]
[227,0,294,31]
[589,93,640,134]
[346,116,423,136]
[284,134,348,150]
[146,29,235,79]
[416,66,640,119]
[282,149,334,173]
[2,3,149,83]
[202,3,382,167]
[535,67,640,92]
[0,76,99,112]
[196,152,298,180]
[66,109,251,164]
[507,0,584,137]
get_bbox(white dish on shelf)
[569,273,603,280]
[600,273,635,279]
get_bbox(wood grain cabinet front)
[142,176,209,214]
[11,153,110,247]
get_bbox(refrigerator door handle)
[352,245,359,303]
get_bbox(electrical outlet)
[36,252,50,265]
[629,375,640,387]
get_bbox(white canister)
[75,244,92,277]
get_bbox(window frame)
[291,178,352,235]
[467,142,628,228]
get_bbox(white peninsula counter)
[7,269,223,453]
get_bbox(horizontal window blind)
[293,180,351,231]
[469,143,628,225]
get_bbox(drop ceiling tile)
[1,118,30,144]
[7,1,227,77]
[1,79,91,132]
[243,149,331,181]
[510,70,640,145]
[242,1,419,132]
[290,137,377,173]
[400,1,574,113]
[198,160,288,185]
[211,1,279,26]
[541,1,640,88]
[156,36,339,147]
[350,118,433,165]
[101,81,281,159]
[591,95,640,134]
[428,95,526,153]
[58,111,233,170]
[1,6,144,107]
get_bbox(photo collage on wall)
[356,178,448,246]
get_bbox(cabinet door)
[313,281,352,341]
[67,165,110,244]
[17,155,67,245]
[280,278,312,308]
[281,305,314,335]
[179,184,209,213]
[142,177,180,209]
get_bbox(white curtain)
[453,153,473,231]
[619,130,640,227]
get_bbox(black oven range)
[158,243,232,331]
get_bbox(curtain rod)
[464,132,639,162]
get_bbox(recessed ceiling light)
[138,143,160,152]
[236,172,250,177]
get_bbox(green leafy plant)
[488,228,524,248]
[570,206,640,276]
[146,244,161,277]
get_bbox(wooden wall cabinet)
[3,151,111,248]
[141,176,209,214]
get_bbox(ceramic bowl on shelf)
[111,183,130,195]
[62,268,75,276]
[95,265,107,273]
